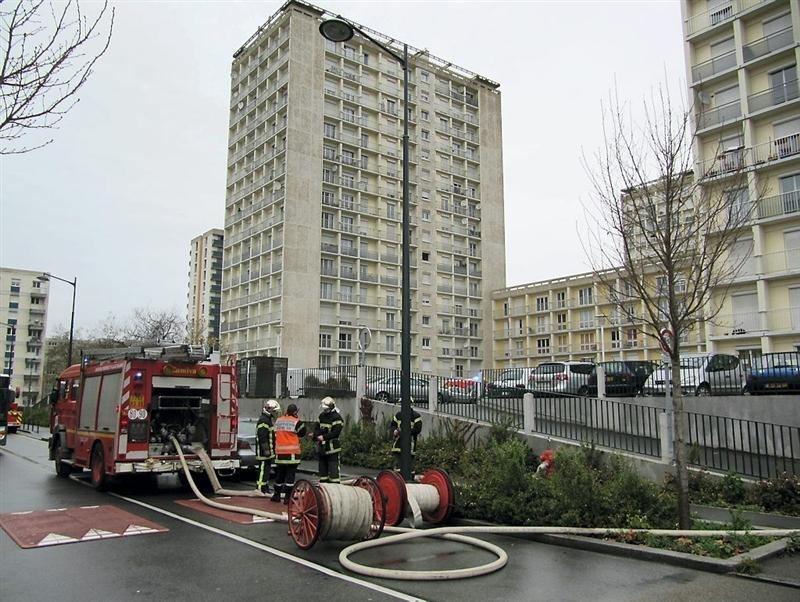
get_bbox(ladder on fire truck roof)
[81,344,208,363]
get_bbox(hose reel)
[376,468,455,527]
[287,477,385,549]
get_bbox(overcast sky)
[2,0,686,334]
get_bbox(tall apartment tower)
[0,267,49,404]
[187,229,224,346]
[682,0,800,362]
[221,0,505,375]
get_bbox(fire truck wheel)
[54,442,72,478]
[90,444,107,491]
[8,426,17,434]
[178,469,212,493]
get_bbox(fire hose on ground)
[172,438,799,581]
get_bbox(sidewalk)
[297,459,380,479]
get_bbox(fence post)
[659,409,674,464]
[356,366,366,400]
[428,376,437,413]
[597,364,606,399]
[523,392,535,433]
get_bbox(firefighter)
[272,403,307,504]
[312,396,343,483]
[390,402,422,473]
[255,399,280,494]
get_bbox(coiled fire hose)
[172,439,799,581]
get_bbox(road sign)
[659,328,674,356]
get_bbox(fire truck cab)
[48,345,239,489]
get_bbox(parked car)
[527,362,594,396]
[579,361,639,397]
[365,376,434,402]
[485,368,531,398]
[625,360,659,394]
[438,378,479,403]
[745,352,800,394]
[642,353,743,396]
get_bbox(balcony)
[768,307,800,332]
[685,0,774,37]
[752,133,800,166]
[755,191,800,221]
[708,310,762,337]
[748,79,799,114]
[696,99,741,130]
[699,146,746,178]
[743,26,794,63]
[691,50,736,82]
[761,247,800,275]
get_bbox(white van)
[642,353,744,396]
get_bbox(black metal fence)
[286,366,357,398]
[363,366,431,408]
[433,375,523,429]
[530,393,663,458]
[686,411,800,479]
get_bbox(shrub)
[752,472,800,516]
[339,416,393,470]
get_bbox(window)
[769,64,798,105]
[421,110,429,121]
[420,90,429,102]
[386,312,395,329]
[422,295,431,306]
[556,291,566,308]
[611,330,621,349]
[537,338,550,355]
[319,354,332,369]
[8,302,18,310]
[422,251,430,262]
[319,333,332,348]
[536,296,548,312]
[421,209,431,221]
[385,335,395,352]
[579,332,595,351]
[578,287,593,306]
[320,282,333,299]
[556,313,567,330]
[321,212,335,229]
[421,129,430,141]
[420,71,429,82]
[338,333,352,349]
[324,122,336,138]
[579,310,593,329]
[422,315,431,327]
[422,337,431,349]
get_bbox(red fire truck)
[48,345,239,489]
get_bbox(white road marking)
[109,491,424,602]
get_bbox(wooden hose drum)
[287,477,385,549]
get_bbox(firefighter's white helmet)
[320,396,336,412]
[264,399,281,415]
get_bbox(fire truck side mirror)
[49,389,58,404]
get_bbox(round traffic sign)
[659,328,673,355]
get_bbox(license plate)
[766,382,788,389]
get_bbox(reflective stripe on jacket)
[313,409,343,455]
[275,415,301,456]
[390,410,422,455]
[256,413,275,460]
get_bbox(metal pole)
[399,43,412,481]
[67,277,76,367]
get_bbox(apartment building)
[221,0,505,375]
[187,229,224,346]
[682,0,800,363]
[492,270,708,367]
[0,267,49,404]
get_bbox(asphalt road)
[1,432,798,602]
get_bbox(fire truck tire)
[54,442,72,478]
[90,444,108,491]
[8,426,17,434]
[178,469,212,493]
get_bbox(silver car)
[528,361,594,396]
[365,376,432,402]
[643,353,744,396]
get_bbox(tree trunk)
[671,356,691,528]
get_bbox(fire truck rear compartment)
[146,386,211,457]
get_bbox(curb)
[451,516,793,575]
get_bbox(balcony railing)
[748,79,799,113]
[756,191,800,220]
[708,310,762,336]
[768,307,800,332]
[685,0,771,36]
[743,26,794,63]
[696,99,741,130]
[752,133,800,165]
[691,49,736,82]
[761,247,800,275]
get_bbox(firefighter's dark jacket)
[256,411,276,460]
[313,409,343,455]
[391,409,422,455]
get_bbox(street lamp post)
[38,273,77,368]
[319,17,414,480]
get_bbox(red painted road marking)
[174,497,285,525]
[0,505,168,549]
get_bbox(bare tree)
[1,0,114,153]
[125,308,186,344]
[583,85,758,528]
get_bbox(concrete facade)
[221,0,505,376]
[0,267,49,404]
[186,229,223,347]
[682,0,800,363]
